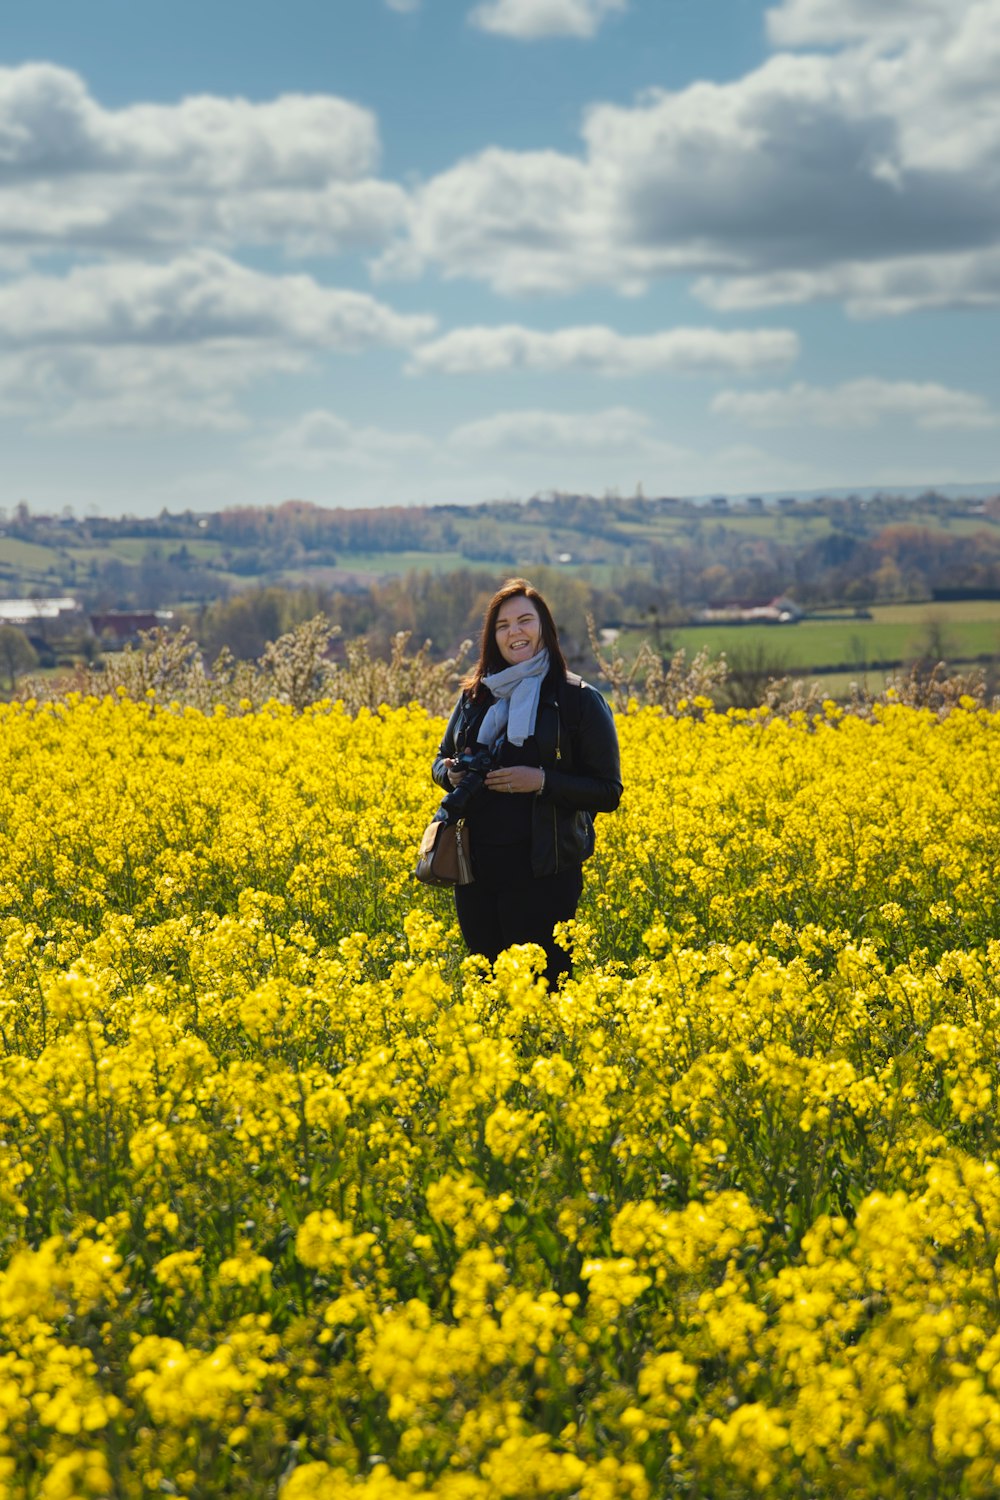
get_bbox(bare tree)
[0,627,38,693]
[721,640,791,710]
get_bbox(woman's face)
[494,594,543,667]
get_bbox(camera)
[439,745,497,824]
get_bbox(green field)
[623,601,1000,678]
[0,536,68,572]
[284,549,626,584]
[300,548,478,577]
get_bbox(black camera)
[439,746,497,824]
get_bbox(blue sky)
[1,0,998,516]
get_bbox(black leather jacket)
[432,671,623,878]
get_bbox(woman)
[432,578,622,988]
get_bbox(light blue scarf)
[477,648,550,748]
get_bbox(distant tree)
[0,627,38,692]
[194,587,325,662]
[138,548,176,607]
[72,630,101,666]
[721,641,790,711]
[912,615,958,670]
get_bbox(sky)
[1,0,999,516]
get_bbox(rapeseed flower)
[0,695,999,1494]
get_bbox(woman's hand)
[442,757,466,788]
[485,766,545,795]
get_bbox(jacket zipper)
[552,712,561,872]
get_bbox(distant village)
[0,597,174,668]
[1,489,999,688]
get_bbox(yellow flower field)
[2,693,1000,1497]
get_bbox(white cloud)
[373,146,611,294]
[380,0,1000,312]
[450,405,655,451]
[0,252,435,431]
[469,0,626,40]
[264,410,437,472]
[712,378,999,430]
[694,245,1000,316]
[0,63,376,183]
[0,64,407,257]
[766,0,951,47]
[261,404,818,506]
[0,251,435,349]
[408,323,799,375]
[444,406,801,499]
[0,346,253,431]
[386,0,421,11]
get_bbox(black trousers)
[454,840,584,989]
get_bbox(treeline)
[76,517,1000,619]
[7,487,997,559]
[180,567,617,669]
[6,492,1000,623]
[1,493,678,552]
[654,520,1000,609]
[176,520,1000,672]
[84,548,221,610]
[183,568,614,667]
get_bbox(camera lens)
[439,747,494,824]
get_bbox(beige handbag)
[414,818,474,887]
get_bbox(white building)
[0,597,84,627]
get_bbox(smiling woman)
[494,593,543,664]
[431,577,623,988]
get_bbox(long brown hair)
[462,578,568,699]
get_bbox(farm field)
[281,549,499,579]
[91,538,230,566]
[642,600,1000,677]
[697,510,836,541]
[0,535,70,578]
[2,693,1000,1496]
[274,552,627,595]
